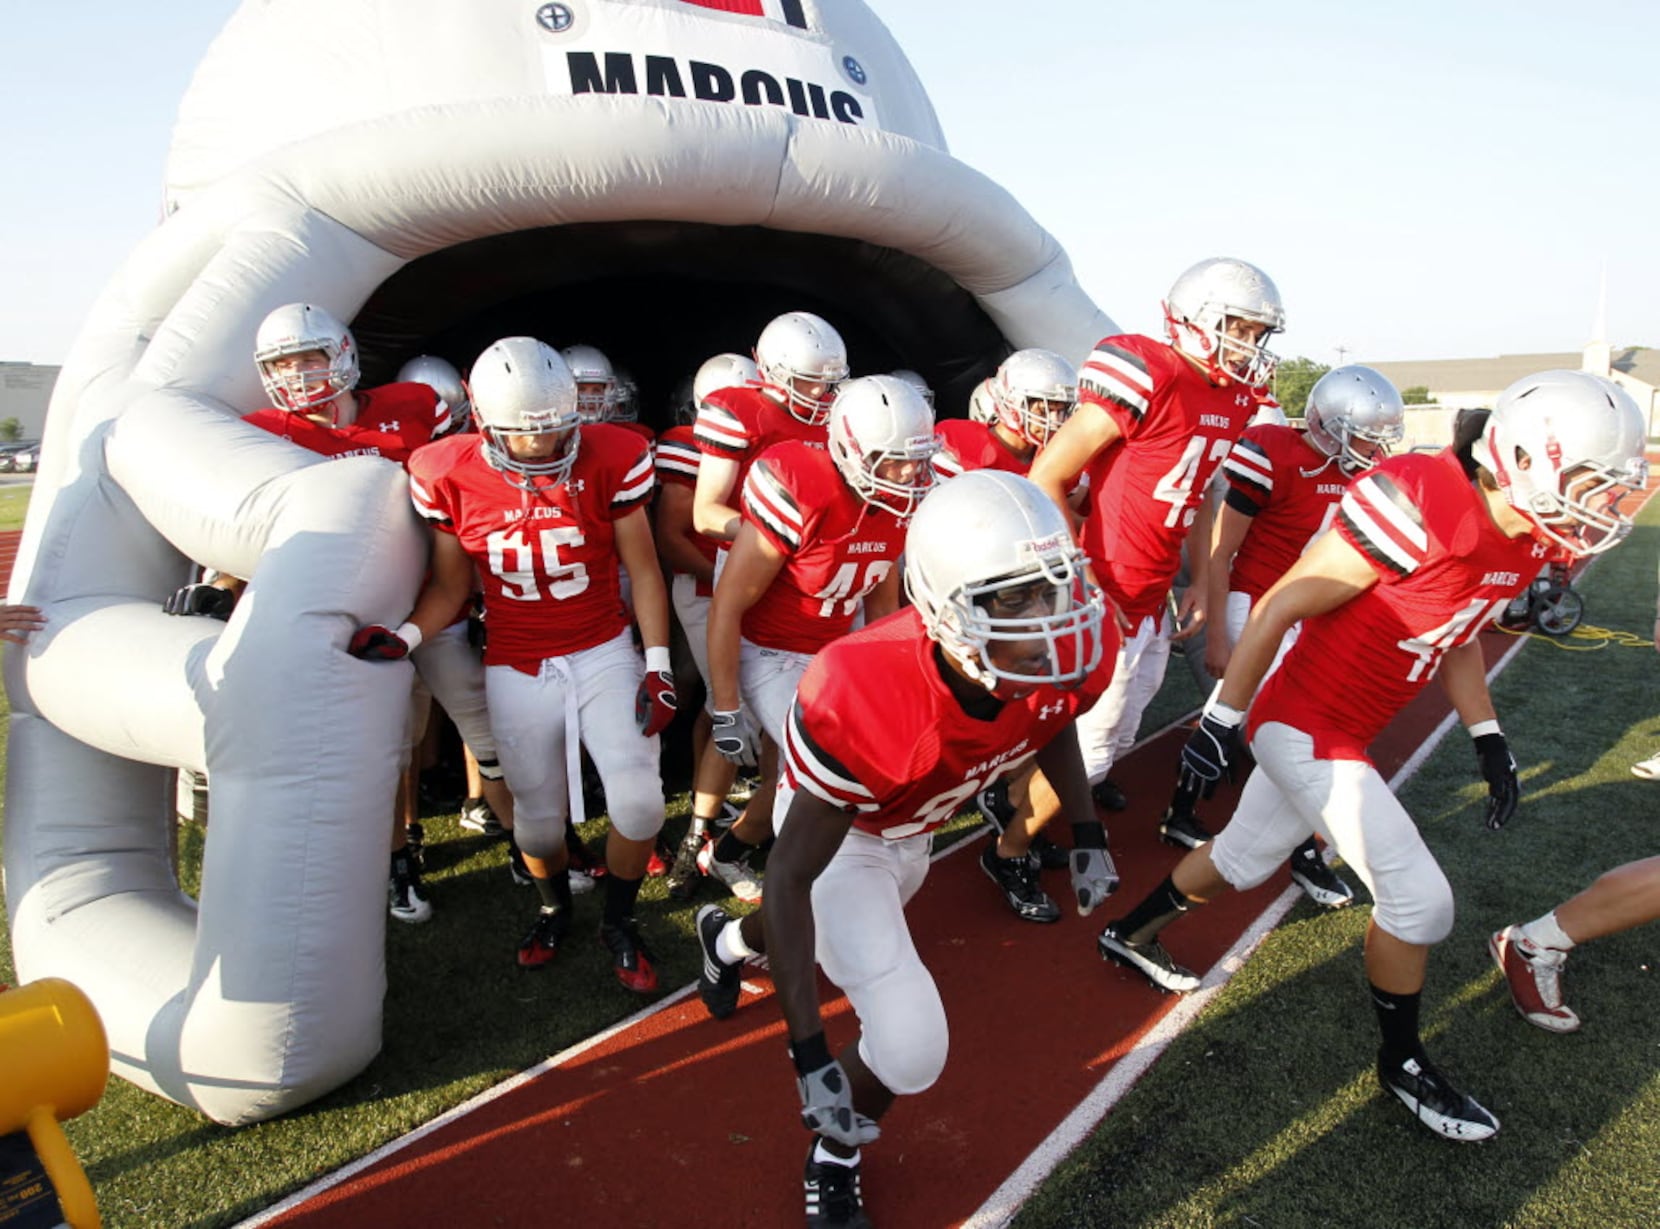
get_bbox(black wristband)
[790,1031,832,1075]
[1069,820,1108,851]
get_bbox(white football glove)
[712,707,761,769]
[796,1058,881,1148]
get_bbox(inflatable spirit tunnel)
[2,0,1114,1125]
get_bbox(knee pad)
[602,774,666,842]
[850,962,949,1096]
[1374,871,1455,946]
[512,814,567,863]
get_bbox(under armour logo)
[1038,700,1065,721]
[377,420,400,434]
[1235,393,1251,407]
[567,478,586,495]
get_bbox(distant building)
[0,361,59,440]
[1368,342,1660,440]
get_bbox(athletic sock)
[533,869,573,912]
[1521,909,1576,952]
[1115,875,1194,945]
[603,872,644,926]
[811,1138,859,1168]
[1370,983,1423,1065]
[715,917,756,965]
[713,830,756,865]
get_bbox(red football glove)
[635,669,678,737]
[348,625,412,661]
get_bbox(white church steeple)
[1583,263,1612,376]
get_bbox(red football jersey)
[693,382,827,494]
[738,443,907,654]
[1252,449,1549,760]
[932,418,1034,480]
[407,424,655,671]
[782,607,1117,841]
[243,382,453,465]
[654,424,722,590]
[1075,334,1257,619]
[1221,424,1352,601]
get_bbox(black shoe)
[979,841,1060,923]
[975,780,1015,833]
[1091,778,1128,811]
[804,1146,873,1228]
[1030,831,1069,871]
[404,821,426,871]
[665,828,707,901]
[1097,924,1199,993]
[1377,1049,1499,1141]
[388,849,432,924]
[1159,806,1213,850]
[1288,839,1354,909]
[599,917,658,993]
[516,906,569,970]
[459,797,504,838]
[696,904,744,1019]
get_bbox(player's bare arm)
[762,789,858,1051]
[706,522,787,713]
[614,505,672,655]
[1204,499,1255,677]
[1217,527,1377,712]
[1027,400,1122,519]
[404,527,474,643]
[1437,639,1499,729]
[653,482,716,583]
[692,452,743,540]
[1172,495,1215,642]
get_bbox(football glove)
[348,624,412,661]
[1069,848,1120,917]
[635,669,678,737]
[1178,704,1244,800]
[1474,732,1519,830]
[796,1058,881,1148]
[164,583,237,621]
[712,707,760,768]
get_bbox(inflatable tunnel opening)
[351,222,1011,422]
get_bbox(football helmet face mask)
[255,303,359,416]
[826,376,939,520]
[397,354,469,423]
[1303,365,1406,475]
[559,343,617,424]
[470,338,581,489]
[612,366,640,423]
[905,470,1106,697]
[1163,257,1285,390]
[992,348,1079,447]
[888,368,935,408]
[754,311,849,425]
[1473,369,1648,558]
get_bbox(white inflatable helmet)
[826,375,939,519]
[1163,257,1285,389]
[904,470,1106,694]
[991,348,1078,447]
[559,343,617,423]
[254,302,359,414]
[397,354,469,422]
[754,311,849,425]
[471,337,581,487]
[1473,369,1649,558]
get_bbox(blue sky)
[4,0,1657,366]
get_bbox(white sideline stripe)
[239,642,1531,1229]
[961,630,1535,1229]
[233,983,697,1229]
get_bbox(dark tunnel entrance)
[350,220,1014,427]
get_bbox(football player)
[167,303,457,923]
[1166,365,1406,907]
[1095,370,1648,1142]
[694,470,1116,1228]
[654,353,760,898]
[352,337,675,990]
[933,348,1077,481]
[700,375,938,901]
[1027,258,1284,814]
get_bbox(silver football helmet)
[471,338,581,488]
[1473,370,1648,558]
[254,302,359,415]
[559,343,617,423]
[889,368,935,408]
[693,352,759,414]
[826,375,939,519]
[397,354,469,422]
[967,377,999,426]
[754,311,849,425]
[905,470,1106,695]
[612,365,640,423]
[1303,365,1405,475]
[1163,257,1285,389]
[991,349,1078,447]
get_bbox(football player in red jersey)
[355,337,676,990]
[166,303,458,921]
[1028,258,1284,812]
[655,354,763,899]
[933,348,1077,481]
[1168,365,1405,904]
[692,311,849,541]
[700,375,939,901]
[693,470,1116,1228]
[1095,370,1648,1142]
